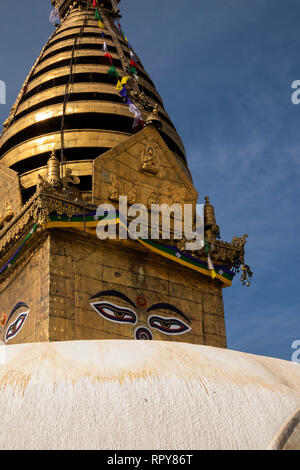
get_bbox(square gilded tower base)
[0,228,226,347]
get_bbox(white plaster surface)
[0,340,299,450]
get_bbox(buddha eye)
[90,301,137,325]
[5,312,28,342]
[148,315,191,335]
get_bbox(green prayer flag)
[127,66,137,75]
[107,66,119,77]
[204,241,211,254]
[94,8,103,21]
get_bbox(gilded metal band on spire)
[59,0,90,177]
[51,0,121,20]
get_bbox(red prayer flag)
[130,59,138,69]
[132,117,144,133]
[104,53,113,65]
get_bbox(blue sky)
[0,0,299,360]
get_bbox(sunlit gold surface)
[1,130,130,167]
[25,65,163,109]
[1,103,184,161]
[48,26,128,47]
[16,83,169,124]
[42,37,117,59]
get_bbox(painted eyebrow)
[89,290,137,309]
[147,303,191,324]
[7,302,29,324]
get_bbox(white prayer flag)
[129,103,141,118]
[207,253,215,271]
[49,8,60,24]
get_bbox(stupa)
[0,0,250,346]
[0,0,298,451]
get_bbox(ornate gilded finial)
[47,151,61,188]
[3,202,14,223]
[61,167,81,200]
[61,168,80,188]
[232,234,248,248]
[145,105,162,129]
[204,196,216,225]
[204,196,220,240]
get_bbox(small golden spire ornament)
[204,196,220,240]
[145,105,162,129]
[47,150,61,188]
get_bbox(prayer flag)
[115,80,123,91]
[104,53,113,65]
[130,59,138,69]
[121,76,130,85]
[207,254,217,279]
[94,8,102,21]
[49,8,60,24]
[107,66,119,77]
[132,117,144,133]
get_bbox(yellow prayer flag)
[98,20,105,29]
[121,76,130,85]
[207,253,217,279]
[115,80,123,91]
[210,270,217,279]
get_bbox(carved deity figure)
[127,185,137,205]
[140,145,159,175]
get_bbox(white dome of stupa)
[0,340,299,450]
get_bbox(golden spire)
[0,1,187,204]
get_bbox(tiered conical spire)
[0,0,187,203]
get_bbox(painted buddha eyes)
[6,313,28,342]
[148,316,191,335]
[90,291,192,338]
[91,301,137,325]
[4,302,29,342]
